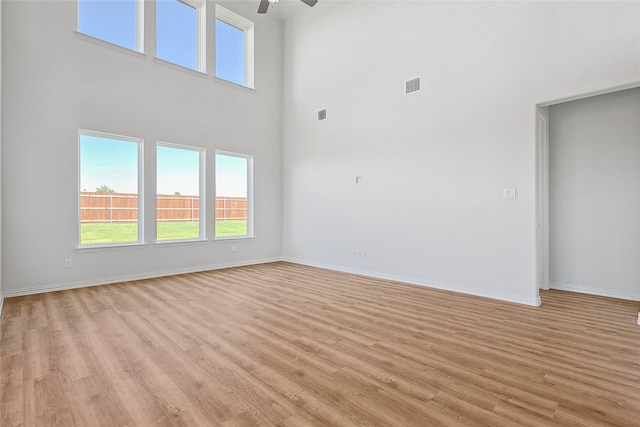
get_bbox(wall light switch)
[503,188,517,199]
[355,176,363,184]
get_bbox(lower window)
[79,131,143,246]
[215,152,253,239]
[156,143,204,241]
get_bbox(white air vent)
[405,77,421,95]
[317,109,327,121]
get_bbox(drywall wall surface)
[0,0,3,311]
[549,88,640,300]
[2,1,283,294]
[282,1,640,305]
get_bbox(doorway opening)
[536,83,640,325]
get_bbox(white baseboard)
[549,282,640,301]
[283,257,541,307]
[0,255,548,308]
[1,257,281,298]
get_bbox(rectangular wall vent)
[317,109,327,121]
[405,77,421,95]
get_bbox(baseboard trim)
[284,257,541,307]
[549,282,640,301]
[1,256,547,308]
[2,257,281,298]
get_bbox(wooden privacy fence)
[214,196,247,221]
[157,194,200,222]
[81,192,138,224]
[80,192,247,223]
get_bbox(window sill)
[154,239,208,247]
[154,57,208,78]
[76,243,148,253]
[75,31,146,59]
[214,235,255,242]
[214,76,255,92]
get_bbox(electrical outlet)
[231,245,237,253]
[503,188,517,199]
[352,249,368,258]
[64,259,73,269]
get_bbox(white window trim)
[215,4,255,89]
[155,141,206,242]
[76,0,145,53]
[154,56,209,77]
[214,150,254,240]
[136,0,145,52]
[75,31,147,59]
[78,129,145,248]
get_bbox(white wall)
[0,0,3,313]
[1,1,283,295]
[549,88,640,300]
[282,1,640,305]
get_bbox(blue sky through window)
[215,20,245,85]
[81,135,247,198]
[156,0,198,69]
[157,145,200,195]
[81,135,139,194]
[78,1,246,84]
[78,0,137,50]
[216,154,248,198]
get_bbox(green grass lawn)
[81,223,139,244]
[80,221,247,244]
[157,222,199,240]
[215,220,247,238]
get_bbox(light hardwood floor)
[1,262,639,426]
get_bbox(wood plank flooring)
[1,262,639,426]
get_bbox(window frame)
[155,141,206,243]
[155,0,207,72]
[78,129,145,249]
[215,4,255,88]
[77,0,145,53]
[214,150,254,240]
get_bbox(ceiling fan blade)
[257,0,270,14]
[300,0,318,7]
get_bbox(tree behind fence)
[80,192,247,223]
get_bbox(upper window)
[79,131,143,246]
[78,0,143,51]
[215,152,253,239]
[156,143,205,241]
[156,0,206,71]
[215,5,254,88]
